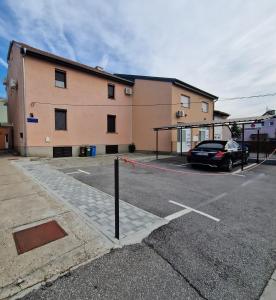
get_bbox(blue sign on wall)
[27,117,38,123]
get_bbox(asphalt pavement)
[22,163,276,300]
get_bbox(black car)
[187,140,249,171]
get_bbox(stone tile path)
[15,161,165,242]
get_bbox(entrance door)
[199,127,209,142]
[177,128,191,153]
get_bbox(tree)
[231,122,241,139]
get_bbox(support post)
[257,129,260,163]
[212,124,215,139]
[114,157,119,239]
[180,127,183,156]
[155,130,159,160]
[241,124,244,171]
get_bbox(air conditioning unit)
[176,110,184,118]
[9,79,18,90]
[125,87,133,95]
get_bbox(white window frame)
[180,95,190,108]
[202,101,209,113]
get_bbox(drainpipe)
[22,47,28,156]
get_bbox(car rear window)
[196,143,225,150]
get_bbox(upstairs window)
[107,115,116,133]
[202,101,209,113]
[180,95,190,108]
[55,69,66,88]
[108,84,115,99]
[55,109,67,130]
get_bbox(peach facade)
[132,79,172,152]
[24,57,133,156]
[7,41,217,157]
[131,80,214,153]
[8,43,133,156]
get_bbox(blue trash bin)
[91,145,96,157]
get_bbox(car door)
[227,141,237,163]
[233,141,242,162]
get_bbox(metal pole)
[114,157,119,239]
[156,130,159,160]
[180,127,183,156]
[241,124,244,171]
[257,129,260,163]
[212,124,215,139]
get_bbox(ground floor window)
[106,145,118,154]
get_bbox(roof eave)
[173,80,218,100]
[25,50,134,86]
[8,41,134,86]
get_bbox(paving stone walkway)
[15,161,165,242]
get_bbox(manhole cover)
[13,220,67,255]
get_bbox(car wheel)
[226,158,233,172]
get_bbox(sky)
[0,0,275,117]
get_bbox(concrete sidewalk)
[261,270,276,300]
[14,160,165,243]
[0,157,112,299]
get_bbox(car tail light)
[215,151,225,158]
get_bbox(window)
[269,121,274,126]
[108,84,115,99]
[55,109,67,130]
[197,142,224,150]
[202,101,209,113]
[107,115,116,133]
[55,69,66,88]
[180,95,190,108]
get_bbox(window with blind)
[55,69,66,88]
[180,95,190,108]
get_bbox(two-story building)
[115,74,217,153]
[6,41,217,157]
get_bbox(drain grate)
[13,220,67,255]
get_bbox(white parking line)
[78,169,90,175]
[168,200,220,222]
[165,208,193,221]
[66,171,81,175]
[232,163,257,174]
[66,169,90,175]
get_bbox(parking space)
[62,156,262,219]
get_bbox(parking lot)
[58,155,276,299]
[16,153,276,299]
[62,156,262,220]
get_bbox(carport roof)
[0,122,13,127]
[154,115,274,130]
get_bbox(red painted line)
[121,157,230,176]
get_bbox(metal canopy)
[0,123,13,127]
[153,115,274,131]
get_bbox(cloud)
[0,0,276,116]
[0,57,8,68]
